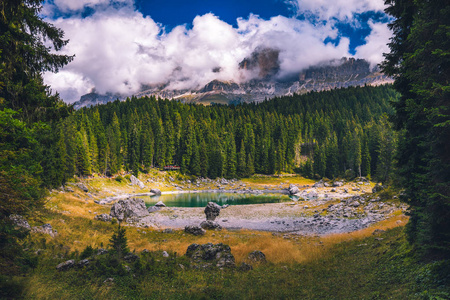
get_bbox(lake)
[138,192,294,207]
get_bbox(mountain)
[73,56,393,109]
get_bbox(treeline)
[44,85,398,185]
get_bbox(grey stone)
[9,214,31,230]
[56,260,75,271]
[65,186,74,192]
[94,214,112,222]
[333,181,344,187]
[130,175,145,189]
[32,224,57,237]
[110,198,149,221]
[186,243,235,269]
[155,201,166,207]
[162,251,169,258]
[150,188,162,195]
[77,259,90,268]
[248,250,266,263]
[163,228,174,233]
[372,184,386,193]
[124,253,139,262]
[288,184,300,195]
[204,202,221,221]
[184,225,206,236]
[239,262,253,271]
[77,183,89,192]
[96,248,108,255]
[200,220,222,230]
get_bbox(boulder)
[32,224,57,237]
[97,248,108,255]
[77,183,89,192]
[200,220,222,230]
[313,180,324,188]
[9,214,31,230]
[56,260,75,271]
[186,243,235,269]
[162,251,169,258]
[204,202,221,221]
[150,188,162,195]
[185,225,206,236]
[372,184,386,193]
[239,262,253,271]
[110,198,149,221]
[248,250,267,263]
[333,181,344,187]
[94,214,112,222]
[288,184,300,195]
[77,259,90,268]
[155,201,166,207]
[65,186,74,192]
[124,253,139,262]
[130,175,145,189]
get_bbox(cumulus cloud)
[43,0,389,103]
[286,0,386,21]
[354,21,391,68]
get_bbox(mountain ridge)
[74,57,393,109]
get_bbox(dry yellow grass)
[32,175,408,266]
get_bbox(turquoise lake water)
[139,192,294,207]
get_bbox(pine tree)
[109,224,129,259]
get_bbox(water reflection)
[138,192,292,207]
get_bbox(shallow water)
[138,192,294,207]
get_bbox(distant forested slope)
[47,85,398,183]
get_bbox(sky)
[42,0,392,103]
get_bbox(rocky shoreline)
[92,181,407,235]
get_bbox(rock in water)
[130,175,145,189]
[186,243,235,269]
[150,188,162,195]
[200,220,222,230]
[288,184,300,195]
[110,198,149,221]
[248,250,266,263]
[204,202,221,221]
[184,225,206,236]
[155,201,166,207]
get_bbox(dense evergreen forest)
[45,85,398,184]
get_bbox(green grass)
[13,227,450,299]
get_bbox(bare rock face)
[200,220,222,231]
[184,225,206,236]
[110,198,149,222]
[288,184,300,195]
[204,202,221,221]
[186,243,235,269]
[130,175,145,189]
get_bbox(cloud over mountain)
[43,0,391,103]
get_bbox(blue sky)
[42,0,392,102]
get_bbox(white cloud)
[43,1,388,103]
[355,21,391,68]
[287,0,387,21]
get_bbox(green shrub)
[80,245,95,260]
[115,175,124,183]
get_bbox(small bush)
[115,175,124,183]
[80,245,95,260]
